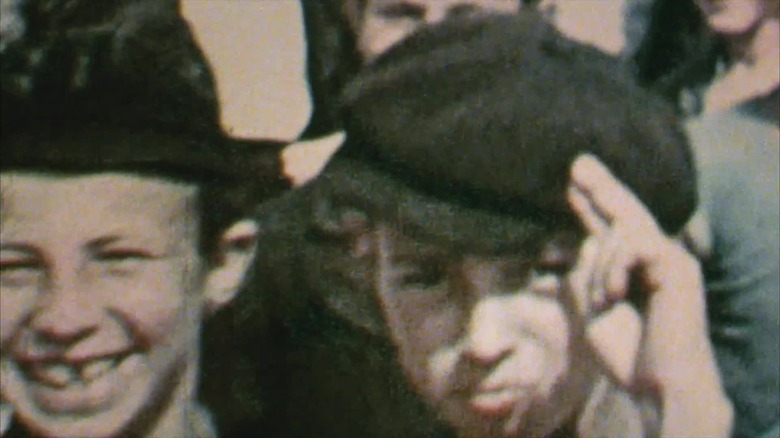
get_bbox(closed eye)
[93,248,156,275]
[95,249,154,262]
[0,257,43,287]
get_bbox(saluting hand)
[566,154,732,438]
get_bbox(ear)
[202,219,259,314]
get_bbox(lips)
[470,389,517,418]
[468,386,534,420]
[16,352,138,415]
[23,352,131,388]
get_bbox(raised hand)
[566,154,732,438]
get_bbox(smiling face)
[373,224,596,437]
[351,0,521,62]
[0,172,229,437]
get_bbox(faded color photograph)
[1,1,777,437]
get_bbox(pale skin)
[567,154,733,437]
[365,154,732,437]
[374,226,593,438]
[0,172,258,438]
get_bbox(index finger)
[569,154,653,228]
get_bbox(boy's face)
[373,224,596,438]
[0,172,229,437]
[354,0,521,61]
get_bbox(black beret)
[333,11,696,244]
[1,0,289,196]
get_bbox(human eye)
[520,0,543,9]
[392,245,449,289]
[448,4,481,20]
[532,257,573,278]
[529,252,575,296]
[398,260,447,288]
[497,257,534,291]
[375,2,425,21]
[94,247,155,275]
[0,251,43,288]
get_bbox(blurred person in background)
[631,0,779,123]
[297,0,553,141]
[627,1,780,436]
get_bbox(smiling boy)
[0,1,287,437]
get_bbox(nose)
[462,296,516,366]
[28,271,101,346]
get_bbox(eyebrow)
[85,235,165,254]
[0,243,41,256]
[86,235,125,250]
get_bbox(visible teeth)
[80,358,115,382]
[30,363,76,387]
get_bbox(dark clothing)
[2,418,26,438]
[206,185,452,438]
[256,305,452,438]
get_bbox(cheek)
[501,295,573,391]
[106,263,203,348]
[0,290,37,348]
[380,292,463,389]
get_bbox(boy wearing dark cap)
[255,13,731,438]
[0,1,287,437]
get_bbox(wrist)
[657,370,733,438]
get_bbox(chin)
[16,407,142,438]
[437,399,524,438]
[2,356,164,438]
[704,3,764,35]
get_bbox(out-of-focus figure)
[628,2,780,437]
[632,0,779,123]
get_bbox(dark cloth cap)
[336,12,697,241]
[1,0,289,197]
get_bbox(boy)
[255,14,731,437]
[0,1,287,436]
